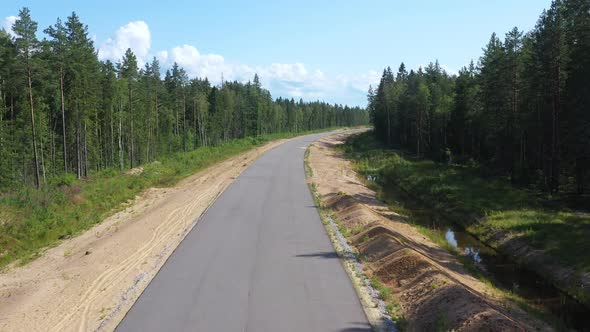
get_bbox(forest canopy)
[0,8,368,190]
[368,0,590,196]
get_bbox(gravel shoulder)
[0,139,288,332]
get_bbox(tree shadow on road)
[339,321,373,331]
[295,251,339,259]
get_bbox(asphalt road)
[115,132,371,332]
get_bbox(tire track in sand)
[0,139,288,332]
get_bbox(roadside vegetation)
[363,0,590,315]
[343,132,590,275]
[0,7,369,269]
[0,129,337,269]
[306,151,398,331]
[367,0,589,208]
[0,7,368,193]
[308,133,549,331]
[341,130,590,327]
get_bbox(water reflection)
[373,183,590,331]
[445,228,483,263]
[444,228,458,247]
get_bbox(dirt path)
[307,132,550,331]
[0,139,289,332]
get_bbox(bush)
[0,128,337,268]
[49,173,77,186]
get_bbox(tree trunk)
[175,98,179,136]
[83,119,88,177]
[11,95,15,181]
[76,100,81,179]
[118,98,124,170]
[95,105,101,171]
[39,131,46,185]
[193,99,198,148]
[110,105,114,167]
[416,107,421,157]
[27,66,41,189]
[60,68,67,173]
[155,91,159,158]
[129,86,134,169]
[386,107,391,146]
[183,93,187,151]
[147,122,151,162]
[510,61,518,182]
[549,54,561,195]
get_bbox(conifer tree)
[13,7,42,188]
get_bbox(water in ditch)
[374,179,590,331]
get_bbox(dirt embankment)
[0,139,288,332]
[479,223,590,308]
[394,174,590,307]
[307,133,550,332]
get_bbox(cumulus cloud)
[155,46,320,92]
[440,64,457,76]
[347,70,381,93]
[98,20,379,105]
[98,21,151,65]
[263,63,309,82]
[237,64,337,100]
[158,44,228,80]
[2,16,17,37]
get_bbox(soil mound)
[358,224,527,331]
[326,194,381,230]
[355,233,404,262]
[314,161,537,331]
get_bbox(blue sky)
[3,1,552,106]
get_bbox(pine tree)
[119,48,138,168]
[13,7,42,188]
[563,0,590,193]
[99,60,117,167]
[0,8,368,191]
[533,2,568,194]
[45,18,69,173]
[66,12,99,177]
[0,29,17,188]
[504,27,524,181]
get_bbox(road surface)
[115,132,370,332]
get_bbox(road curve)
[115,132,370,332]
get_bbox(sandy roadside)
[0,138,289,332]
[307,132,550,331]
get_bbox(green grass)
[0,129,340,269]
[304,143,407,329]
[370,277,392,301]
[370,276,406,328]
[343,131,574,330]
[419,224,569,329]
[342,131,590,274]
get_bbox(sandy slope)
[0,139,288,332]
[307,132,550,331]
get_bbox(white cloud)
[98,21,151,65]
[97,20,376,105]
[163,44,227,80]
[2,16,17,37]
[156,50,168,63]
[441,64,457,76]
[264,63,309,82]
[348,70,380,92]
[154,41,375,102]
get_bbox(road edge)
[304,134,396,332]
